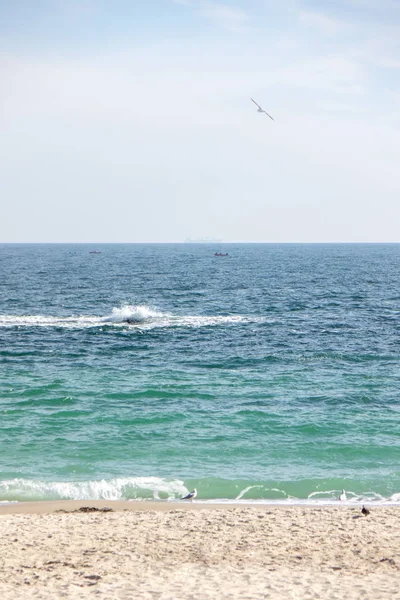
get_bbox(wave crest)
[103,305,165,324]
[0,305,265,329]
[0,477,187,502]
[1,477,399,504]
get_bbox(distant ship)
[184,237,223,243]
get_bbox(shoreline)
[0,499,264,515]
[1,498,400,515]
[1,498,399,515]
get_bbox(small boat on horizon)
[214,252,229,257]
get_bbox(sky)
[1,0,400,243]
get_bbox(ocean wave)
[0,304,265,330]
[0,477,188,502]
[0,314,100,329]
[0,477,399,505]
[102,305,165,324]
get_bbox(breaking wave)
[0,477,188,502]
[0,304,265,330]
[0,477,399,505]
[102,305,165,324]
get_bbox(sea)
[0,243,399,505]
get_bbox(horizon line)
[2,241,400,245]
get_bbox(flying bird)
[339,489,346,502]
[251,98,275,121]
[181,488,197,502]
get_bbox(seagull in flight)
[181,488,197,502]
[251,98,275,121]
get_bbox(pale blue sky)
[1,0,400,242]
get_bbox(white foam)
[0,477,399,505]
[0,477,188,502]
[0,305,266,330]
[103,305,165,324]
[308,489,390,503]
[235,485,263,500]
[189,498,400,506]
[0,314,102,330]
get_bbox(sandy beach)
[0,502,399,599]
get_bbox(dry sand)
[0,501,399,599]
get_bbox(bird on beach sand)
[250,98,275,121]
[339,490,346,502]
[361,506,370,516]
[181,488,197,502]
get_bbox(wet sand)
[0,501,399,599]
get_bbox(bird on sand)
[250,98,275,121]
[182,488,197,502]
[339,490,346,502]
[361,506,370,516]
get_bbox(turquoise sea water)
[0,243,399,504]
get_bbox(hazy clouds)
[1,0,400,242]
